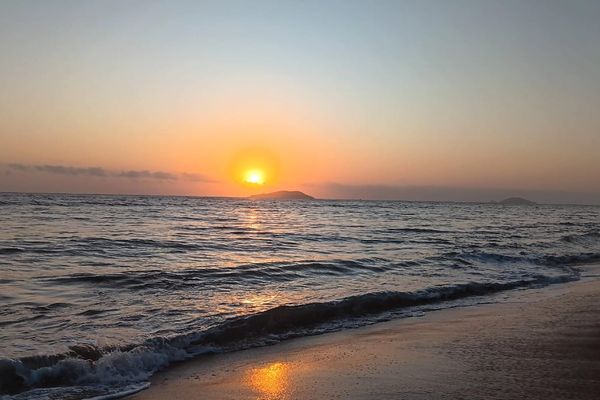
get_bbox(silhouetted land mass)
[498,197,537,205]
[249,190,315,200]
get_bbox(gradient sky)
[1,0,599,203]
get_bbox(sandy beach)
[128,268,600,400]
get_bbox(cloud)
[6,163,30,172]
[180,172,212,182]
[116,170,177,180]
[8,163,110,177]
[5,163,214,183]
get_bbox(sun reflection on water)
[244,209,262,231]
[246,362,290,400]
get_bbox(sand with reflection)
[245,362,290,400]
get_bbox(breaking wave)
[0,267,579,398]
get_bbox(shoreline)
[127,267,600,400]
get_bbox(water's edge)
[2,261,589,400]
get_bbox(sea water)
[1,193,599,399]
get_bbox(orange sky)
[1,1,599,203]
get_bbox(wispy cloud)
[115,170,177,180]
[5,163,214,183]
[180,172,212,182]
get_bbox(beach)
[129,268,600,400]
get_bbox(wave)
[37,248,600,293]
[0,269,578,397]
[543,252,600,266]
[383,227,454,234]
[561,230,600,245]
[430,248,600,269]
[43,258,392,290]
[0,247,24,255]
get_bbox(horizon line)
[1,190,598,207]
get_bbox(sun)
[244,169,266,185]
[230,148,278,188]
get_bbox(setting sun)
[244,169,266,185]
[228,148,279,191]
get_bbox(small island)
[498,197,536,205]
[249,190,315,200]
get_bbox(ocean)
[1,192,599,399]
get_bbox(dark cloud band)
[5,163,213,183]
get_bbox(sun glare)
[244,169,266,185]
[230,148,279,190]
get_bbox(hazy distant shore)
[129,267,600,400]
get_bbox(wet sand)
[129,272,600,400]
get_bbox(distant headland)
[496,197,537,205]
[249,190,315,200]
